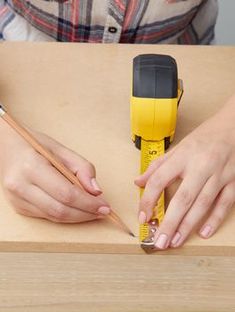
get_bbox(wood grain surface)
[0,252,234,312]
[0,43,235,255]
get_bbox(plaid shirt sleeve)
[0,0,54,41]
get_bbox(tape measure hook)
[140,219,159,251]
[141,239,155,252]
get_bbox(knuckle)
[22,152,48,175]
[197,193,211,208]
[220,188,235,208]
[202,146,225,168]
[14,206,32,218]
[22,159,33,174]
[213,194,234,222]
[3,177,21,194]
[88,161,96,173]
[211,211,224,226]
[48,216,64,224]
[179,219,193,233]
[57,186,77,205]
[14,207,24,215]
[205,149,218,162]
[194,151,218,173]
[50,204,69,220]
[84,160,96,174]
[196,156,212,173]
[161,219,177,233]
[148,175,164,190]
[151,156,163,168]
[22,153,39,173]
[218,197,231,210]
[141,197,155,210]
[176,189,193,207]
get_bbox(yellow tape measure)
[131,54,183,251]
[140,139,165,243]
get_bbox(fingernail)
[91,178,102,192]
[200,225,212,238]
[139,211,147,224]
[98,206,110,215]
[171,232,181,246]
[155,233,168,249]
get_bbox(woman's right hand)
[0,120,111,223]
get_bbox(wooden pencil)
[0,104,134,237]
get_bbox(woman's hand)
[0,121,110,223]
[135,96,235,249]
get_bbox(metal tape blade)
[140,139,165,250]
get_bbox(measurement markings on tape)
[140,139,165,243]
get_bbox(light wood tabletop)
[0,43,234,311]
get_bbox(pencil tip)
[129,232,136,237]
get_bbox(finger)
[18,184,106,223]
[29,160,110,215]
[10,195,100,223]
[153,167,212,249]
[9,196,48,219]
[138,154,183,223]
[40,135,102,196]
[170,174,222,248]
[199,182,235,239]
[135,147,176,188]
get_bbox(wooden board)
[0,43,235,255]
[0,253,234,312]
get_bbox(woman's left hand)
[135,97,235,249]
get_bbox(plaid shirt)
[0,0,218,44]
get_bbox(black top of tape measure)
[133,54,178,99]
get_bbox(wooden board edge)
[0,241,234,256]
